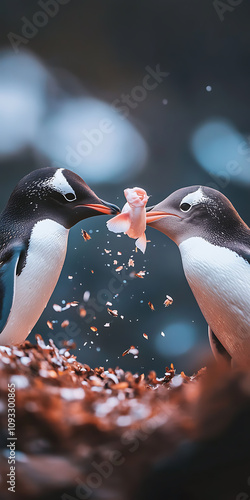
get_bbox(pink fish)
[107,187,149,253]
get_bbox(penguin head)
[7,167,120,228]
[146,185,247,245]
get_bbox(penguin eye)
[180,202,192,212]
[64,192,76,202]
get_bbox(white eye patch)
[180,187,207,207]
[43,168,76,200]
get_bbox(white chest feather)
[179,237,250,363]
[0,219,69,345]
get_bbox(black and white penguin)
[0,167,120,345]
[146,186,250,367]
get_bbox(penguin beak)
[146,206,180,224]
[83,200,120,215]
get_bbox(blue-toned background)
[0,0,249,374]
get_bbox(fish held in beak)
[107,187,149,253]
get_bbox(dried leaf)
[79,306,87,318]
[135,271,145,278]
[53,304,62,312]
[122,345,139,357]
[61,320,69,328]
[148,301,155,311]
[107,308,118,317]
[164,295,173,307]
[81,230,91,241]
[116,266,123,272]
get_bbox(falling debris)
[83,291,90,302]
[53,304,63,312]
[161,331,165,337]
[90,326,98,332]
[164,295,173,307]
[81,230,91,241]
[104,323,110,328]
[135,271,146,279]
[107,308,118,317]
[122,346,139,357]
[106,301,112,306]
[61,320,69,329]
[143,333,148,340]
[128,258,134,267]
[148,301,155,311]
[47,321,53,330]
[115,266,123,272]
[79,306,87,318]
[117,251,122,256]
[68,275,73,280]
[104,249,111,254]
[91,270,94,274]
[113,259,118,265]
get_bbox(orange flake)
[47,321,53,330]
[90,326,98,332]
[61,320,69,328]
[148,301,155,311]
[91,270,94,274]
[143,333,148,339]
[135,270,145,278]
[164,295,173,307]
[66,301,78,308]
[107,308,118,317]
[79,306,87,318]
[128,258,134,267]
[81,230,91,241]
[122,345,139,357]
[113,259,118,265]
[115,266,123,272]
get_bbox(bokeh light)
[34,97,148,184]
[191,119,250,186]
[155,320,198,357]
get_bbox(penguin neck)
[0,202,67,253]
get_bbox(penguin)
[146,186,250,368]
[0,167,120,345]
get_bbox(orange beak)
[83,203,120,215]
[146,211,181,224]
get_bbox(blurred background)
[0,0,249,374]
